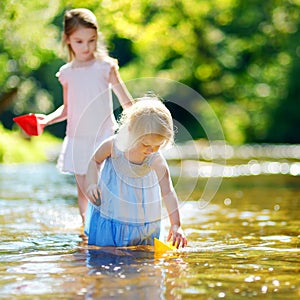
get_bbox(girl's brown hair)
[63,8,108,61]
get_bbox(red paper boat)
[13,113,44,136]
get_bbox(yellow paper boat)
[154,237,175,252]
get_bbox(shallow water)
[0,162,299,299]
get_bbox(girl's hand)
[86,183,101,206]
[35,113,46,120]
[35,114,47,127]
[167,224,187,249]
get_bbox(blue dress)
[84,141,162,247]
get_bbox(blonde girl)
[38,8,132,224]
[84,97,187,248]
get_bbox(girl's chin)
[78,55,94,61]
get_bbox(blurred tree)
[1,0,300,143]
[0,0,65,132]
[265,18,300,143]
[212,0,300,143]
[90,0,300,143]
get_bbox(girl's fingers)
[35,113,45,119]
[173,233,187,248]
[95,190,101,206]
[181,236,187,248]
[89,188,101,206]
[87,184,100,204]
[93,190,98,201]
[165,227,188,248]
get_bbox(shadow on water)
[0,155,299,299]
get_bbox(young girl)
[84,97,187,248]
[37,8,132,224]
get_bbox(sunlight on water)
[164,142,300,161]
[165,142,300,178]
[170,159,300,178]
[0,158,299,299]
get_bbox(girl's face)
[67,26,97,62]
[135,134,166,156]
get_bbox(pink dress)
[56,58,118,175]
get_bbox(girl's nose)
[83,43,89,51]
[146,146,153,153]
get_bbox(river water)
[0,148,299,299]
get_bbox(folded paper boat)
[154,237,174,252]
[13,113,44,136]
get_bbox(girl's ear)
[63,33,69,44]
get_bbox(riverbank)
[0,124,61,163]
[2,123,300,173]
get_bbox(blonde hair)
[116,96,174,150]
[62,8,108,61]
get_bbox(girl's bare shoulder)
[150,152,168,169]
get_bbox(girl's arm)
[36,84,68,127]
[152,155,187,248]
[109,66,133,109]
[85,137,113,203]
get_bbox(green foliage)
[0,0,63,116]
[0,124,61,163]
[1,0,300,144]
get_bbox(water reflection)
[165,142,300,178]
[84,248,170,299]
[169,160,300,178]
[164,142,300,161]
[0,162,299,299]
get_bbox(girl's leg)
[75,174,88,225]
